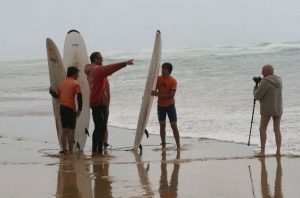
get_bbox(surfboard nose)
[67,29,80,34]
[46,38,53,46]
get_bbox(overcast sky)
[1,0,300,59]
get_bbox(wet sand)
[0,115,300,198]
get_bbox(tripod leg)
[248,99,256,146]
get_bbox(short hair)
[263,64,274,75]
[162,62,173,74]
[67,66,79,77]
[90,52,101,63]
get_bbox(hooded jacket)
[85,62,126,107]
[253,74,283,117]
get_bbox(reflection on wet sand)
[260,157,283,198]
[159,150,180,198]
[56,154,93,198]
[56,156,80,198]
[133,151,154,198]
[92,158,112,198]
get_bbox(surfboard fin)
[85,128,90,137]
[144,129,149,138]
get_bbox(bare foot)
[255,152,265,157]
[91,152,98,157]
[59,149,68,155]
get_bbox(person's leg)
[104,129,108,146]
[68,129,75,154]
[92,107,101,155]
[60,105,69,154]
[96,106,107,155]
[273,116,281,156]
[159,121,167,147]
[158,106,167,148]
[61,128,68,153]
[170,122,180,149]
[257,115,271,156]
[66,110,77,154]
[167,104,180,149]
[104,107,109,147]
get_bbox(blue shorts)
[157,104,177,122]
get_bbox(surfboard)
[133,30,162,151]
[46,38,66,150]
[63,29,90,151]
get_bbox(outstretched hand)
[126,59,134,65]
[76,110,81,117]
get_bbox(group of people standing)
[49,52,181,156]
[49,51,283,157]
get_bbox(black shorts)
[60,105,76,129]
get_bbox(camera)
[253,76,262,85]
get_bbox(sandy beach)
[0,115,300,198]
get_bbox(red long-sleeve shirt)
[84,62,126,107]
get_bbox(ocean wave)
[0,91,49,101]
[156,41,300,57]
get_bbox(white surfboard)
[63,30,90,151]
[133,30,162,150]
[46,38,66,150]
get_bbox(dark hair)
[90,52,101,63]
[67,66,79,77]
[162,62,173,74]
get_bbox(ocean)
[0,41,299,155]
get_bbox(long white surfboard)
[133,30,162,151]
[63,30,90,151]
[46,38,66,150]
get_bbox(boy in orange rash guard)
[49,66,82,154]
[85,52,134,156]
[151,62,180,149]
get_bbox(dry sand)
[0,116,300,198]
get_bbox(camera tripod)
[247,98,256,146]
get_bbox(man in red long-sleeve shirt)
[85,52,134,156]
